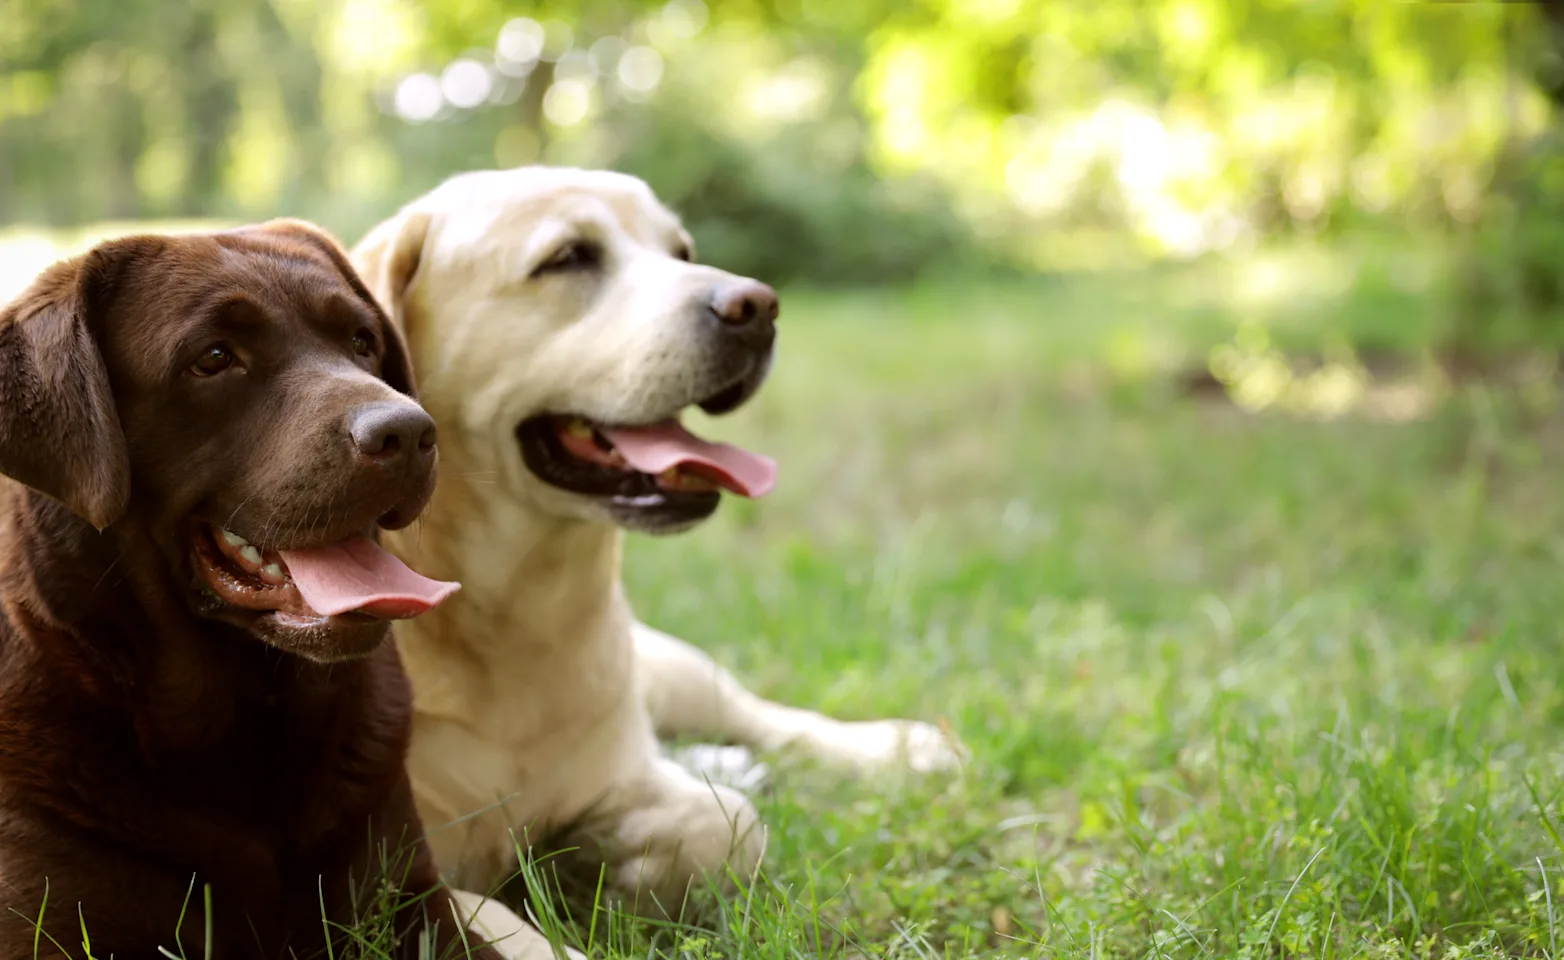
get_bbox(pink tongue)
[600,420,777,498]
[278,535,460,620]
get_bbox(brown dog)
[0,221,498,960]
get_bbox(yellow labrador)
[352,167,964,956]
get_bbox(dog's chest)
[410,684,643,837]
[127,677,402,875]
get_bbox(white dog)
[351,167,963,958]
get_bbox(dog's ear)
[0,242,142,530]
[352,209,432,339]
[242,218,422,401]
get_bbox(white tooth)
[221,529,249,548]
[261,563,285,581]
[566,420,594,438]
[240,545,262,566]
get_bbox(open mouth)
[192,522,459,623]
[516,412,776,505]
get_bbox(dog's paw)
[667,743,771,793]
[448,888,585,960]
[803,719,967,774]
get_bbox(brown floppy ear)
[239,218,422,400]
[0,246,134,530]
[352,209,432,340]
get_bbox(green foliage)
[606,95,989,286]
[859,0,1539,253]
[1447,128,1564,363]
[2,0,1557,286]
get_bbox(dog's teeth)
[566,420,594,439]
[221,529,249,548]
[239,545,262,567]
[660,468,680,484]
[260,563,287,584]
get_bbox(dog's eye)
[351,329,376,357]
[190,344,235,377]
[534,241,601,276]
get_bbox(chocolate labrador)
[0,220,498,960]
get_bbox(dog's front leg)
[565,754,764,919]
[633,621,966,774]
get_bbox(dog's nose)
[350,402,437,463]
[709,280,779,329]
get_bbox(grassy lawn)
[610,242,1564,958]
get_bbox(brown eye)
[191,344,234,377]
[533,241,601,276]
[351,329,376,357]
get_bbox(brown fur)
[0,221,498,960]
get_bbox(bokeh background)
[8,2,1564,957]
[2,1,1553,295]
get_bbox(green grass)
[606,239,1564,959]
[9,223,1563,958]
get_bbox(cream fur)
[352,167,964,959]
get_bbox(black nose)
[350,402,437,463]
[710,279,779,327]
[708,279,779,349]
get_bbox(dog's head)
[0,220,458,662]
[353,166,778,535]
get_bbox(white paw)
[667,743,771,793]
[806,719,967,774]
[448,888,585,960]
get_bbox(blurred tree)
[0,0,1555,290]
[1442,0,1564,373]
[1,0,306,221]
